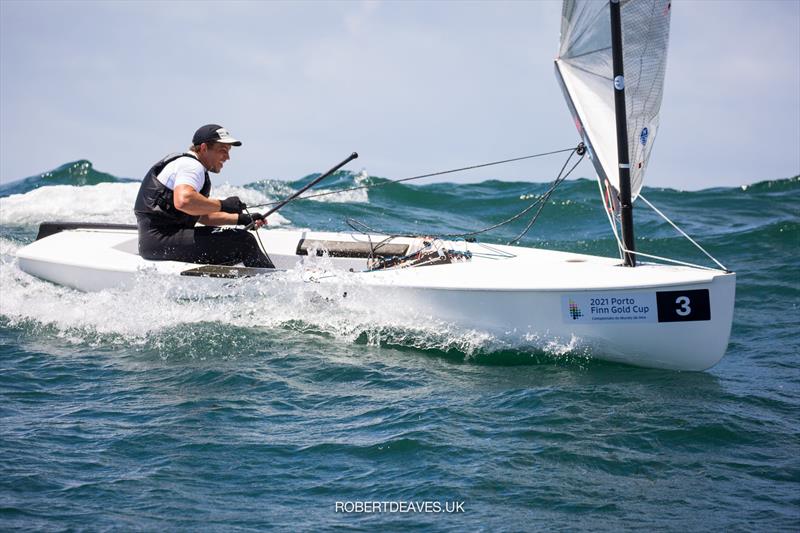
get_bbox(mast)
[610,0,636,267]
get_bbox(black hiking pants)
[137,222,274,268]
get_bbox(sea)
[0,159,798,531]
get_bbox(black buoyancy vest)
[133,153,211,229]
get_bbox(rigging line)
[349,219,411,258]
[246,146,578,210]
[344,218,410,249]
[433,149,583,240]
[637,193,729,271]
[507,151,585,244]
[344,218,399,256]
[618,248,724,272]
[342,147,585,243]
[242,206,274,268]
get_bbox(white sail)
[555,0,671,200]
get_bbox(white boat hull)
[16,223,736,371]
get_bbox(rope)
[596,186,729,271]
[506,150,584,244]
[343,218,404,258]
[341,147,585,245]
[431,148,584,243]
[245,143,586,264]
[242,206,274,267]
[242,142,730,273]
[246,146,578,210]
[637,193,729,271]
[618,249,724,272]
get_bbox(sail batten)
[555,0,671,200]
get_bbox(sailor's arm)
[173,184,227,216]
[174,184,261,227]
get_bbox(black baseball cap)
[192,124,242,146]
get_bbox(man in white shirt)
[133,124,274,268]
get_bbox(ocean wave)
[245,170,371,205]
[0,160,134,197]
[737,174,799,194]
[0,182,141,225]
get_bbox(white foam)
[308,171,371,204]
[248,173,371,205]
[0,182,291,226]
[306,186,369,204]
[0,239,497,356]
[0,237,21,258]
[0,183,141,225]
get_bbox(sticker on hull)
[655,289,711,322]
[562,289,712,324]
[562,293,657,324]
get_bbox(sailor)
[133,124,274,267]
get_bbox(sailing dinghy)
[15,0,736,371]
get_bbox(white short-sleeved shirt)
[155,155,207,192]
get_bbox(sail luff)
[553,61,610,188]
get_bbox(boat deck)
[17,225,724,292]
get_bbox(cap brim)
[216,138,242,146]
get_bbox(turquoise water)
[1,160,798,530]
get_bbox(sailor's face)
[202,143,232,173]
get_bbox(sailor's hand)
[238,212,266,228]
[220,196,246,213]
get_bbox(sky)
[1,0,798,191]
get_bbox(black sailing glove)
[237,212,265,226]
[220,196,246,214]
